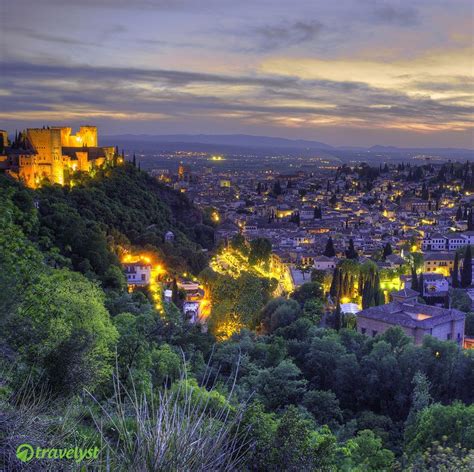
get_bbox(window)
[361,328,366,335]
[372,330,378,337]
[141,274,146,281]
[447,333,452,340]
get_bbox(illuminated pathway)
[122,253,166,315]
[210,247,294,295]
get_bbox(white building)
[313,255,336,271]
[124,262,152,286]
[422,273,449,298]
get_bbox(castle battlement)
[2,126,118,188]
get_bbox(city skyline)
[1,0,473,148]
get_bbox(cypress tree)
[362,279,373,309]
[330,267,340,299]
[461,246,473,288]
[333,302,342,331]
[373,273,384,306]
[383,243,393,259]
[342,273,349,297]
[468,211,474,231]
[172,278,179,305]
[452,253,460,288]
[418,273,425,296]
[273,180,282,196]
[324,237,336,257]
[411,266,419,292]
[346,238,358,260]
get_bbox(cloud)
[250,19,324,51]
[371,2,419,26]
[1,59,472,136]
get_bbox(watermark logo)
[16,443,100,464]
[16,443,34,463]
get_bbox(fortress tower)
[59,126,98,147]
[4,125,116,188]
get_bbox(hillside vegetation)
[1,167,473,471]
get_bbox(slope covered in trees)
[1,168,474,471]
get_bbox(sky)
[0,0,473,147]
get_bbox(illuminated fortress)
[0,126,120,188]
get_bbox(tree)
[405,402,474,456]
[382,243,392,259]
[330,267,341,300]
[302,298,324,325]
[230,233,248,255]
[411,266,419,293]
[10,269,118,395]
[150,343,181,387]
[292,282,323,305]
[252,360,307,410]
[405,372,433,429]
[313,206,322,219]
[272,180,282,196]
[260,297,301,333]
[271,406,337,471]
[406,440,474,472]
[332,302,342,331]
[343,430,395,471]
[346,239,358,260]
[249,237,272,266]
[461,245,472,287]
[171,277,180,305]
[240,402,278,471]
[452,252,460,288]
[465,312,474,336]
[449,288,472,312]
[421,183,429,200]
[302,389,343,426]
[324,237,336,257]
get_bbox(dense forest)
[1,165,474,471]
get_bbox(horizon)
[1,0,473,148]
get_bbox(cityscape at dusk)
[1,1,474,471]
[2,0,473,147]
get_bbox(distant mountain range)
[102,133,473,155]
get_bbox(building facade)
[2,126,116,188]
[357,301,465,346]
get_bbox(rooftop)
[357,301,464,329]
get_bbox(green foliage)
[291,281,324,305]
[260,297,302,333]
[207,271,272,334]
[151,343,181,386]
[449,288,472,312]
[248,359,307,410]
[9,269,118,395]
[461,245,472,287]
[91,369,248,471]
[466,312,474,336]
[404,440,474,471]
[302,389,343,427]
[271,405,337,471]
[405,401,474,456]
[342,429,395,471]
[37,165,209,277]
[248,237,272,266]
